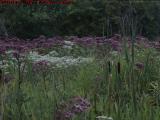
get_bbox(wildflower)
[135,62,144,69]
[136,35,146,41]
[63,45,72,49]
[12,51,20,59]
[48,51,59,57]
[55,96,90,120]
[3,73,14,83]
[96,116,113,120]
[33,60,51,74]
[64,40,74,46]
[64,111,74,119]
[0,47,6,55]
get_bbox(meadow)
[0,34,160,120]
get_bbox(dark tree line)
[0,0,160,39]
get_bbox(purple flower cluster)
[0,37,28,54]
[135,62,144,70]
[2,73,14,84]
[135,35,160,50]
[33,60,51,74]
[55,96,90,120]
[136,35,151,48]
[0,36,64,55]
[150,41,160,50]
[106,39,122,51]
[0,34,159,56]
[69,35,122,51]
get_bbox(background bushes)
[0,0,160,39]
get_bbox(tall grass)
[0,47,160,120]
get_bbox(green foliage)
[0,1,160,39]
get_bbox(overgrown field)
[0,35,160,120]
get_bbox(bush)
[0,0,160,39]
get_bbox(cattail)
[108,61,111,74]
[0,68,2,85]
[0,68,2,80]
[117,62,121,74]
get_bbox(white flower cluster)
[29,51,93,68]
[63,40,75,49]
[96,116,113,120]
[0,49,93,70]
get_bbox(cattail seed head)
[0,68,2,80]
[117,62,121,74]
[108,61,111,73]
